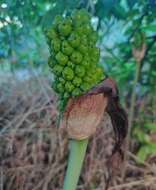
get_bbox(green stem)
[129,61,141,135]
[122,61,141,179]
[63,139,88,190]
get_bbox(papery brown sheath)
[62,77,128,155]
[61,77,128,187]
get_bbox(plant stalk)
[63,139,88,190]
[122,60,141,179]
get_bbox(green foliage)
[46,9,105,101]
[133,123,156,163]
[142,24,156,32]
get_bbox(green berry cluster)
[46,9,105,100]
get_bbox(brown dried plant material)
[62,94,108,140]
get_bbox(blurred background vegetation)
[0,0,156,189]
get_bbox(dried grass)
[0,71,156,190]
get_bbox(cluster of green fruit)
[46,9,105,100]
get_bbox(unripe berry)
[55,52,68,65]
[58,20,72,37]
[51,39,61,53]
[53,15,63,28]
[83,76,92,84]
[59,77,66,84]
[81,59,90,69]
[72,88,82,97]
[73,77,82,87]
[67,61,75,69]
[64,92,70,99]
[75,26,83,35]
[53,65,64,75]
[78,44,88,54]
[65,82,75,92]
[82,24,92,35]
[80,35,88,45]
[70,51,83,64]
[72,9,91,25]
[63,67,74,80]
[57,82,64,93]
[68,33,80,48]
[46,28,58,40]
[89,31,98,45]
[75,66,85,77]
[80,83,90,91]
[62,41,73,55]
[96,67,104,80]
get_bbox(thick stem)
[63,139,88,190]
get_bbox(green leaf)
[137,145,150,163]
[127,0,136,8]
[133,128,150,144]
[95,0,118,19]
[152,71,156,77]
[112,4,127,19]
[142,25,156,33]
[144,123,156,132]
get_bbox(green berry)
[84,76,92,83]
[80,83,90,91]
[68,33,80,48]
[73,77,82,87]
[78,44,88,54]
[67,61,75,69]
[70,51,83,64]
[62,67,74,80]
[62,41,73,55]
[89,47,100,63]
[59,77,66,84]
[72,9,90,25]
[57,83,64,93]
[46,28,58,40]
[53,15,63,29]
[64,92,70,99]
[75,26,83,35]
[65,82,75,92]
[82,58,90,69]
[89,31,98,45]
[72,88,82,97]
[51,39,61,52]
[90,47,100,58]
[64,16,73,26]
[81,35,88,45]
[82,24,92,35]
[55,52,68,65]
[96,67,104,80]
[91,73,99,84]
[53,65,64,75]
[75,66,85,77]
[58,20,72,37]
